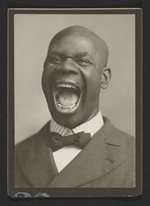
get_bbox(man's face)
[42,33,105,128]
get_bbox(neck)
[50,110,104,137]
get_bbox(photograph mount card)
[7,8,142,198]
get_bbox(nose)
[57,58,78,74]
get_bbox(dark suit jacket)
[15,118,135,187]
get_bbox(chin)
[50,107,81,129]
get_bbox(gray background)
[14,14,135,144]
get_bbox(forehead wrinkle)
[48,26,109,67]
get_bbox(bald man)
[15,26,135,187]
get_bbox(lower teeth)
[57,101,76,109]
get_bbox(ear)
[100,67,111,89]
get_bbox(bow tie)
[48,132,91,152]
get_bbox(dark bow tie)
[48,132,91,152]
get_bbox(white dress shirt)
[50,111,104,172]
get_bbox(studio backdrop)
[14,14,135,144]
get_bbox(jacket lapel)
[22,123,58,186]
[48,127,107,187]
[48,118,129,187]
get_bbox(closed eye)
[47,55,62,64]
[76,58,93,66]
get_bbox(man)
[15,26,135,187]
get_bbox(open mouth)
[53,82,81,114]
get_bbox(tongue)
[58,92,78,106]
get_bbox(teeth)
[57,101,76,110]
[56,83,77,89]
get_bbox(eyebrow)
[49,51,89,58]
[48,51,63,57]
[74,52,89,58]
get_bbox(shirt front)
[50,111,104,172]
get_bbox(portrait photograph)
[7,8,142,198]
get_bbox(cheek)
[42,67,53,95]
[42,64,54,82]
[86,70,101,93]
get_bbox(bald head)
[49,26,109,68]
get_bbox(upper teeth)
[56,83,77,89]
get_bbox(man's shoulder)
[102,118,134,146]
[101,118,135,164]
[15,121,50,154]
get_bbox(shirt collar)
[50,111,104,137]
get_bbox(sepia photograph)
[7,8,142,197]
